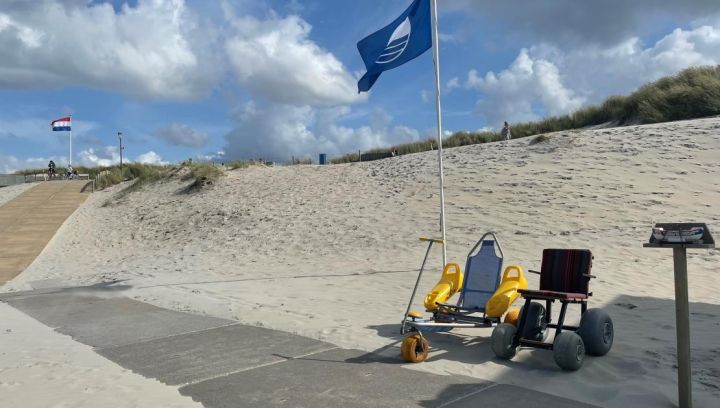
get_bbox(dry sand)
[1,182,199,407]
[0,302,200,407]
[0,183,35,206]
[4,117,720,407]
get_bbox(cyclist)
[47,160,56,179]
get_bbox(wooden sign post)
[644,223,715,408]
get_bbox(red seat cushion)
[519,289,588,301]
[539,249,593,294]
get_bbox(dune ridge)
[4,117,720,407]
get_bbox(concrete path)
[0,181,91,284]
[0,287,598,408]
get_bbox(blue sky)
[1,0,720,170]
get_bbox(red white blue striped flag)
[51,116,71,131]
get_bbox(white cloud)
[446,77,461,90]
[223,103,419,162]
[438,32,458,43]
[76,146,120,167]
[0,117,101,143]
[219,9,412,162]
[0,155,21,173]
[466,49,584,128]
[136,151,169,165]
[0,118,57,142]
[0,0,221,99]
[196,150,225,163]
[153,124,209,148]
[445,0,720,46]
[0,117,106,164]
[73,147,169,167]
[285,0,305,14]
[550,25,720,99]
[0,1,364,106]
[0,153,73,173]
[225,14,364,107]
[465,24,720,128]
[3,2,378,167]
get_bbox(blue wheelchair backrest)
[458,240,503,312]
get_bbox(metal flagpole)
[430,0,447,267]
[69,114,73,166]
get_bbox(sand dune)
[4,117,720,407]
[0,183,35,206]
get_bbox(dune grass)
[99,163,166,192]
[95,162,224,205]
[181,162,224,190]
[227,160,255,170]
[286,157,313,165]
[529,134,552,145]
[16,161,225,196]
[14,165,112,179]
[331,65,720,163]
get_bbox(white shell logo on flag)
[376,17,411,64]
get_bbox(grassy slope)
[332,65,720,163]
[16,162,224,197]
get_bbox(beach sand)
[0,301,200,407]
[4,117,720,407]
[0,183,35,206]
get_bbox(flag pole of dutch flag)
[51,116,72,131]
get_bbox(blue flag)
[357,0,432,93]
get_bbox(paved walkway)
[0,181,91,284]
[0,287,598,408]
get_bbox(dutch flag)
[51,116,71,132]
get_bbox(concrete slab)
[2,291,234,348]
[1,289,600,408]
[179,348,494,408]
[444,384,598,407]
[98,324,336,385]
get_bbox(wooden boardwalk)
[0,181,90,284]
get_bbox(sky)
[1,0,720,171]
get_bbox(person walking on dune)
[501,121,512,142]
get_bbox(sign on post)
[643,223,715,408]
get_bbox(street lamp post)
[118,132,123,174]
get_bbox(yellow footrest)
[419,237,445,244]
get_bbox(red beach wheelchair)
[490,249,613,370]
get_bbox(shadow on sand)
[366,294,720,407]
[1,280,132,300]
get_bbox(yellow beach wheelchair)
[400,232,527,363]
